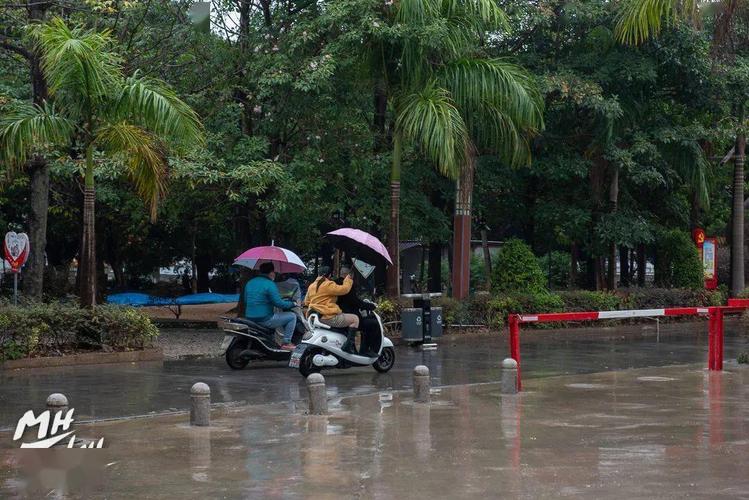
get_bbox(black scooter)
[220,307,308,369]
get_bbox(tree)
[0,18,203,306]
[375,0,543,297]
[616,0,748,295]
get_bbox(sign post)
[692,228,718,290]
[3,231,30,305]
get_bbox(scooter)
[289,305,395,377]
[220,306,308,369]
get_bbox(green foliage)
[738,351,749,364]
[556,290,623,311]
[0,302,158,361]
[655,230,703,289]
[492,239,547,295]
[537,251,571,289]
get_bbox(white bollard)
[190,383,211,427]
[501,358,518,394]
[413,365,431,403]
[46,393,69,413]
[306,373,328,415]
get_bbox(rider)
[304,266,358,330]
[244,262,297,350]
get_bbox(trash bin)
[401,308,423,341]
[430,306,443,338]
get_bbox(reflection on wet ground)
[0,321,747,429]
[2,363,747,499]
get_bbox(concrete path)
[2,363,747,498]
[0,321,747,430]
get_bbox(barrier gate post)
[509,315,521,390]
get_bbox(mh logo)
[13,409,104,449]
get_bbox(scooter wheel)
[373,347,395,373]
[225,341,250,370]
[298,350,321,378]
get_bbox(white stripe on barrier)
[598,309,665,319]
[697,308,709,314]
[521,315,538,322]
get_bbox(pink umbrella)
[326,228,393,265]
[233,246,307,273]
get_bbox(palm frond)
[395,84,470,178]
[615,0,697,45]
[0,101,72,170]
[395,0,440,25]
[440,0,510,32]
[438,58,543,164]
[663,139,711,209]
[474,103,533,166]
[114,73,204,148]
[95,121,169,219]
[31,17,121,107]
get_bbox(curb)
[2,348,164,370]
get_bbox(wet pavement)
[1,321,747,430]
[1,363,747,499]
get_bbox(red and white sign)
[4,232,30,273]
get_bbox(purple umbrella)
[325,228,393,265]
[233,246,307,273]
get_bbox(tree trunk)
[386,133,402,297]
[731,132,746,296]
[607,166,619,290]
[23,0,51,299]
[190,225,198,294]
[451,151,476,300]
[428,242,442,293]
[25,160,50,298]
[481,227,492,291]
[570,242,579,289]
[637,243,646,287]
[619,245,629,287]
[373,78,388,152]
[79,146,97,308]
[196,253,212,292]
[589,158,606,291]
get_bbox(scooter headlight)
[302,331,313,341]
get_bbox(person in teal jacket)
[245,262,297,350]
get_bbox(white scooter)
[289,305,395,377]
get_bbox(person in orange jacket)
[304,266,359,329]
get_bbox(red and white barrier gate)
[508,300,749,391]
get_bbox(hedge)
[0,303,159,362]
[379,288,725,332]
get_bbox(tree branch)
[0,38,30,59]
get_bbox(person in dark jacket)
[244,262,297,350]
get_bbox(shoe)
[281,343,296,351]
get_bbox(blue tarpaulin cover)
[106,292,239,307]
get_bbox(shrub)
[435,295,495,327]
[492,239,547,295]
[622,288,724,309]
[557,290,622,311]
[738,352,749,364]
[0,303,159,362]
[487,291,564,321]
[655,230,703,289]
[376,297,406,324]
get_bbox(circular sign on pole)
[692,228,706,247]
[4,232,30,273]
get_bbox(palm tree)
[615,0,746,294]
[0,18,204,306]
[379,0,544,297]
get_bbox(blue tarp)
[106,292,239,307]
